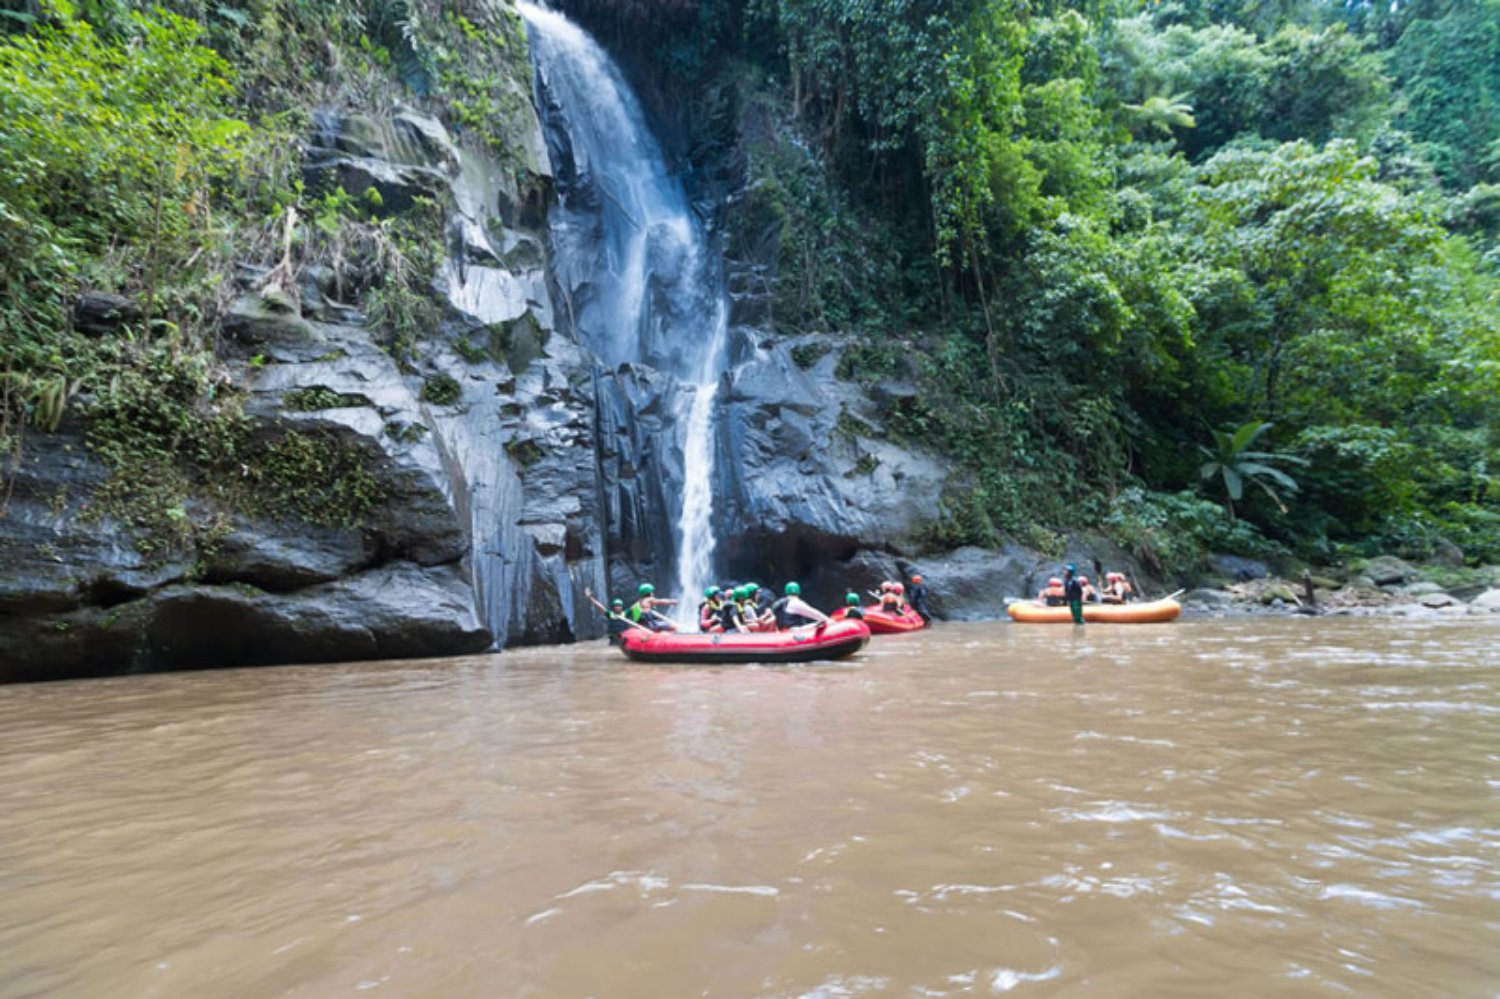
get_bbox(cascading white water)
[519,2,728,620]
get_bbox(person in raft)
[606,597,631,645]
[1062,564,1085,624]
[841,592,865,620]
[907,573,932,623]
[1101,572,1134,604]
[717,584,745,630]
[738,585,773,631]
[1038,576,1066,605]
[698,586,726,632]
[1078,574,1099,603]
[772,582,831,630]
[628,583,677,632]
[721,587,753,633]
[878,581,904,616]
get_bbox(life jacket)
[699,599,723,632]
[1043,584,1066,607]
[719,600,745,632]
[628,601,647,622]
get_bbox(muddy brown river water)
[1,617,1497,997]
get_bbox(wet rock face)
[711,335,949,577]
[1,98,610,681]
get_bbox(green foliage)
[283,386,368,411]
[789,342,831,369]
[1199,420,1304,517]
[0,5,247,380]
[1105,486,1282,577]
[738,0,1497,565]
[1387,0,1500,188]
[504,437,544,468]
[240,430,383,528]
[419,372,461,406]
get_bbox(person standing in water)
[907,573,932,623]
[1063,564,1085,625]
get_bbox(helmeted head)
[911,574,924,585]
[638,583,655,597]
[611,598,624,610]
[879,581,893,592]
[733,585,750,601]
[846,592,860,606]
[705,585,721,599]
[1065,563,1077,574]
[894,582,905,596]
[1107,572,1122,581]
[784,582,801,596]
[1078,576,1089,585]
[1048,577,1062,587]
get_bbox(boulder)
[1427,537,1465,567]
[203,521,377,591]
[1468,588,1500,612]
[73,291,140,335]
[143,563,490,668]
[1402,581,1447,597]
[1207,554,1269,582]
[1185,588,1236,608]
[897,545,1035,621]
[1419,592,1457,608]
[1363,556,1418,586]
[223,292,316,345]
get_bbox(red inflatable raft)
[833,606,927,634]
[619,619,871,665]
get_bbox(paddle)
[583,588,654,634]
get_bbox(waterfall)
[519,2,728,619]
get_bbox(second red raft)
[619,619,871,664]
[833,606,928,634]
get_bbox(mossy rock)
[505,438,545,468]
[790,342,832,370]
[1259,581,1300,605]
[487,312,548,374]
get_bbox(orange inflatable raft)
[1007,597,1182,624]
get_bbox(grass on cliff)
[0,0,534,557]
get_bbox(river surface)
[2,618,1497,997]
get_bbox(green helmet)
[611,598,624,609]
[704,585,721,598]
[638,582,655,596]
[846,592,860,606]
[737,585,754,601]
[785,582,801,596]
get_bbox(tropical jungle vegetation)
[1,0,1497,575]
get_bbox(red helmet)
[1107,571,1122,580]
[880,581,893,592]
[893,583,905,595]
[1048,577,1062,586]
[911,574,923,584]
[1078,576,1089,584]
